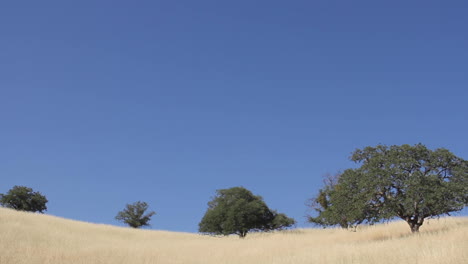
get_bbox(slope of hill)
[1,207,467,264]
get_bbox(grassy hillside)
[1,207,467,264]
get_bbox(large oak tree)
[309,144,467,232]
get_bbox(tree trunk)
[406,216,424,233]
[239,231,247,238]
[410,223,420,233]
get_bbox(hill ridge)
[1,207,467,264]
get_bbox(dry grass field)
[1,207,467,264]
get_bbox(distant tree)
[199,187,295,238]
[268,211,297,231]
[0,186,48,213]
[309,144,468,233]
[115,201,156,228]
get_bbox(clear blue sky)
[1,0,467,232]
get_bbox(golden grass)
[1,207,467,264]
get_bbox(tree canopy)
[115,201,156,228]
[199,186,295,238]
[0,186,48,213]
[309,144,468,232]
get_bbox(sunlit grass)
[1,207,467,264]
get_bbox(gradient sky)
[1,0,467,232]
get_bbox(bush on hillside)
[115,201,156,228]
[0,185,48,213]
[199,186,295,238]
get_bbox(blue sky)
[1,0,467,232]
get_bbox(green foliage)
[115,201,156,228]
[199,187,295,238]
[309,144,468,232]
[0,186,48,213]
[269,211,296,231]
[309,170,375,229]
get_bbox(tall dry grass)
[1,207,467,264]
